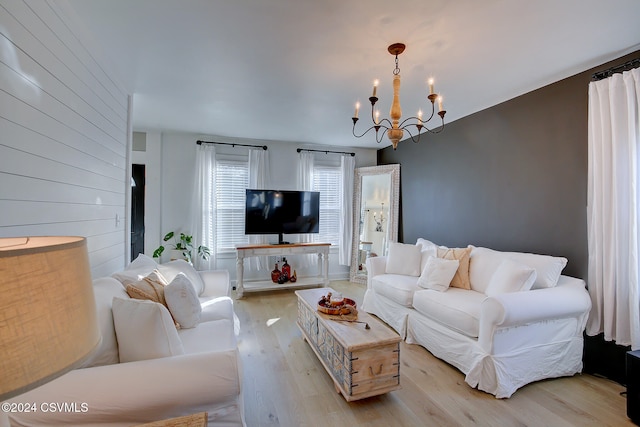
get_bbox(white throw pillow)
[485,258,537,297]
[503,252,567,289]
[385,242,422,276]
[111,253,158,286]
[417,239,438,272]
[416,238,438,252]
[112,297,184,363]
[158,259,205,296]
[418,256,460,292]
[79,277,129,368]
[165,273,202,329]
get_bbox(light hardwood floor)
[233,281,632,427]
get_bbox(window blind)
[313,165,341,246]
[215,158,249,253]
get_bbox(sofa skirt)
[406,311,585,398]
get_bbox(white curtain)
[191,143,216,271]
[587,67,640,349]
[296,151,315,267]
[247,148,271,271]
[339,155,355,265]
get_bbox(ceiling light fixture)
[352,43,446,150]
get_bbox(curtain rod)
[196,140,267,150]
[297,148,355,156]
[591,58,640,81]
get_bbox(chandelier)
[352,43,446,150]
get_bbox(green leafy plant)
[152,231,210,263]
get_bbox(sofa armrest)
[365,256,387,289]
[199,269,231,297]
[479,279,592,352]
[8,350,242,426]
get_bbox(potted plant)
[152,231,210,264]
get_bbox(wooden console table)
[235,243,330,298]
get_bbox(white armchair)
[5,257,244,426]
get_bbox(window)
[215,157,249,253]
[313,164,342,246]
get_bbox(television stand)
[235,242,330,298]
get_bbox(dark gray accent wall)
[378,51,640,281]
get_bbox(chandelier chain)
[393,55,400,76]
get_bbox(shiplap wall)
[0,0,130,277]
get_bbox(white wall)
[0,0,130,277]
[137,131,377,283]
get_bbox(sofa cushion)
[200,296,236,323]
[158,259,206,296]
[437,246,472,290]
[412,288,486,338]
[417,256,459,292]
[469,246,567,292]
[485,258,537,296]
[372,274,421,307]
[80,277,129,368]
[111,253,158,286]
[112,297,184,363]
[165,273,202,329]
[385,242,422,276]
[179,319,237,354]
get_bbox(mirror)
[350,164,400,284]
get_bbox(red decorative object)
[281,257,291,281]
[271,263,280,283]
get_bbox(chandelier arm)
[417,116,446,134]
[397,102,436,129]
[376,127,390,144]
[377,118,394,128]
[403,125,422,144]
[352,124,380,139]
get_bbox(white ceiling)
[61,0,640,149]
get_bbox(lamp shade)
[0,236,100,401]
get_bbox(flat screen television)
[245,189,320,244]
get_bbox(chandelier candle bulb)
[372,80,379,97]
[354,102,360,118]
[438,96,443,112]
[417,109,423,123]
[375,110,380,124]
[428,78,435,95]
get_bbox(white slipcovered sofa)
[362,239,592,398]
[5,255,244,427]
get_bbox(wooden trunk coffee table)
[295,288,401,401]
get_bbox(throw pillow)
[165,273,202,329]
[484,258,537,297]
[437,246,472,290]
[417,238,438,272]
[416,238,438,252]
[385,242,422,276]
[111,297,184,363]
[418,256,460,292]
[504,252,568,289]
[111,253,158,287]
[125,270,168,307]
[158,259,206,296]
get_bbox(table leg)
[236,255,244,298]
[323,250,329,286]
